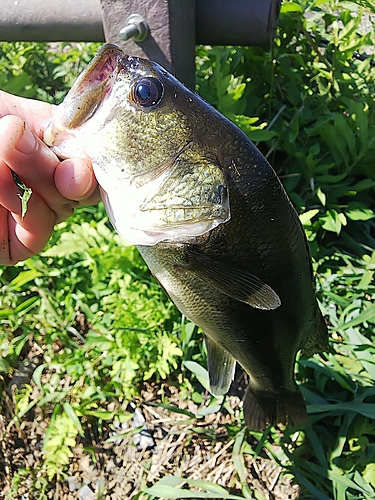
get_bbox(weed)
[0,0,374,498]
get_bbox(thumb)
[54,158,100,206]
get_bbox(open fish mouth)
[61,44,125,130]
[67,45,123,100]
[44,45,126,150]
[45,43,158,141]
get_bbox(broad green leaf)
[32,364,46,390]
[183,361,210,391]
[187,479,235,495]
[328,468,374,495]
[144,476,246,499]
[196,399,224,416]
[281,2,303,12]
[233,429,248,484]
[358,270,373,289]
[353,469,375,495]
[0,309,13,319]
[292,469,332,500]
[304,427,329,469]
[320,209,343,235]
[315,173,348,184]
[63,402,84,437]
[143,485,241,498]
[346,208,374,221]
[146,402,196,418]
[363,463,375,489]
[14,295,39,315]
[245,129,276,141]
[309,401,375,419]
[7,269,41,290]
[148,475,182,487]
[316,187,326,206]
[1,73,35,96]
[300,209,319,226]
[85,410,118,420]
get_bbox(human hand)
[0,91,100,265]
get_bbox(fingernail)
[15,123,37,154]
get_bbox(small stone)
[131,408,145,428]
[133,428,155,451]
[78,484,96,500]
[66,475,81,492]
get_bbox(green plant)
[196,0,375,260]
[0,41,100,102]
[1,0,375,498]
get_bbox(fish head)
[44,44,230,245]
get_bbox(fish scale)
[44,44,328,431]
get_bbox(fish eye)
[132,77,164,107]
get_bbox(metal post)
[99,0,196,89]
[0,0,281,86]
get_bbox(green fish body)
[44,44,328,430]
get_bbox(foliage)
[1,207,183,395]
[0,0,375,498]
[196,0,375,259]
[0,41,100,103]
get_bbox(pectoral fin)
[186,250,281,310]
[205,336,236,396]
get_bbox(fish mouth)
[60,44,126,129]
[67,44,124,100]
[44,44,128,150]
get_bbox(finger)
[0,115,77,222]
[0,191,54,266]
[0,90,54,139]
[0,207,15,265]
[54,158,101,207]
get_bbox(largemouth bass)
[44,44,328,431]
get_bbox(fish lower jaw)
[100,187,226,246]
[111,217,221,246]
[44,125,89,160]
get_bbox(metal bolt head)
[119,14,149,42]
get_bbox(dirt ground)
[0,374,301,500]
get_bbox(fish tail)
[242,387,308,431]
